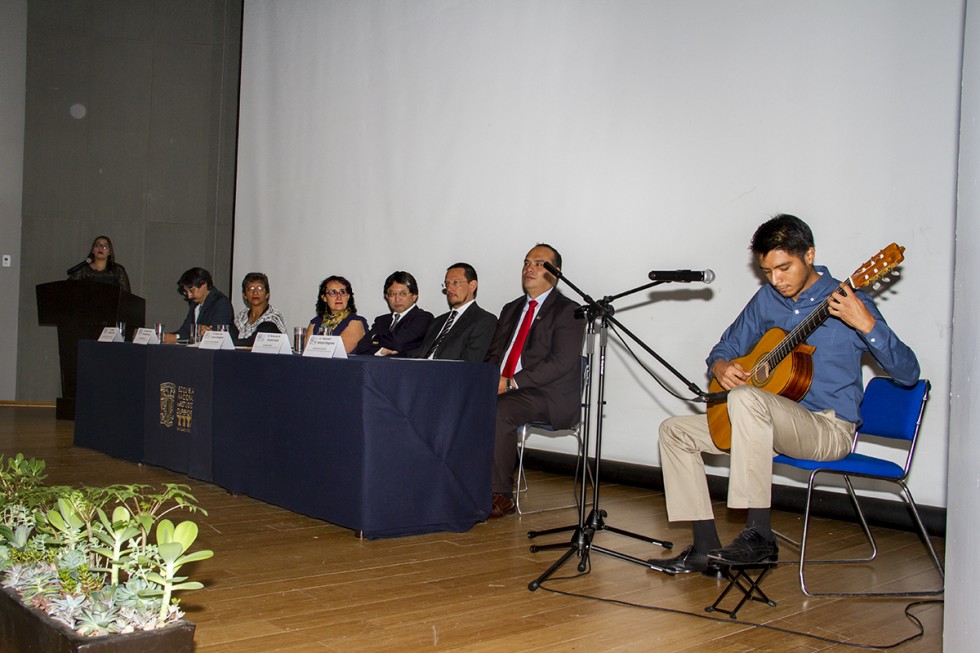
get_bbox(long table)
[75,341,498,538]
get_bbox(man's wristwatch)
[506,378,516,392]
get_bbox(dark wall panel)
[16,0,242,401]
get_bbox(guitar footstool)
[705,560,777,619]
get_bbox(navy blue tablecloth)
[143,346,215,481]
[211,355,497,537]
[75,342,497,537]
[75,341,146,462]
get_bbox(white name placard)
[303,335,347,359]
[132,328,161,345]
[251,332,293,354]
[98,327,124,343]
[198,330,235,350]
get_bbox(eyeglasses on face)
[325,289,348,297]
[385,290,412,299]
[442,280,468,289]
[93,243,110,250]
[246,285,267,293]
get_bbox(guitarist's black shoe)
[707,528,778,564]
[649,545,724,578]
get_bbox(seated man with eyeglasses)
[416,262,497,362]
[162,267,237,344]
[353,271,434,357]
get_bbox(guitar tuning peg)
[872,282,881,291]
[891,270,901,277]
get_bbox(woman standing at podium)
[68,235,131,293]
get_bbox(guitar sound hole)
[752,361,772,386]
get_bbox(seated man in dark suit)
[163,267,237,344]
[417,263,497,362]
[484,244,583,518]
[354,271,434,357]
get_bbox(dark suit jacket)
[416,302,498,362]
[353,305,434,357]
[175,289,237,341]
[485,289,582,428]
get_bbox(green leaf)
[158,541,183,564]
[46,510,68,531]
[175,549,213,566]
[155,518,175,545]
[111,505,131,524]
[172,521,199,550]
[171,581,204,591]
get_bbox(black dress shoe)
[649,545,722,577]
[489,492,516,519]
[707,528,778,564]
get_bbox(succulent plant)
[0,454,212,637]
[48,593,86,629]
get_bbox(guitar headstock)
[849,243,905,290]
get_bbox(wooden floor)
[0,406,944,652]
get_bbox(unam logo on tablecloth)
[159,382,194,432]
[159,382,175,427]
[176,386,194,433]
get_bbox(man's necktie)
[389,313,401,331]
[502,300,537,377]
[424,310,458,358]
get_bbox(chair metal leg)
[797,471,944,598]
[515,427,529,515]
[900,481,946,584]
[515,427,588,516]
[800,474,878,566]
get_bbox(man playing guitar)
[653,214,919,575]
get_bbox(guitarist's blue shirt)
[707,266,919,426]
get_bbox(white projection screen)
[234,0,962,508]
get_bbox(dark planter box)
[0,585,195,653]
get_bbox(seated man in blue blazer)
[163,267,237,344]
[416,262,497,362]
[354,271,434,357]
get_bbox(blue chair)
[773,378,944,597]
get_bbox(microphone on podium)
[66,257,94,276]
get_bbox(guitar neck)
[750,281,851,376]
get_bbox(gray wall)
[15,0,242,401]
[946,1,979,649]
[1,0,27,401]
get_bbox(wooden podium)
[36,280,146,419]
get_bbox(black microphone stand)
[527,266,710,590]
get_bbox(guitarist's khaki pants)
[659,385,855,522]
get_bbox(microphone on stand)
[647,269,715,284]
[66,257,94,276]
[542,261,562,278]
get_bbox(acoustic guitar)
[705,243,906,450]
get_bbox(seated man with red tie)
[484,244,583,518]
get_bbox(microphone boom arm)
[543,261,708,401]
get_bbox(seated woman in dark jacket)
[233,272,287,347]
[305,275,367,354]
